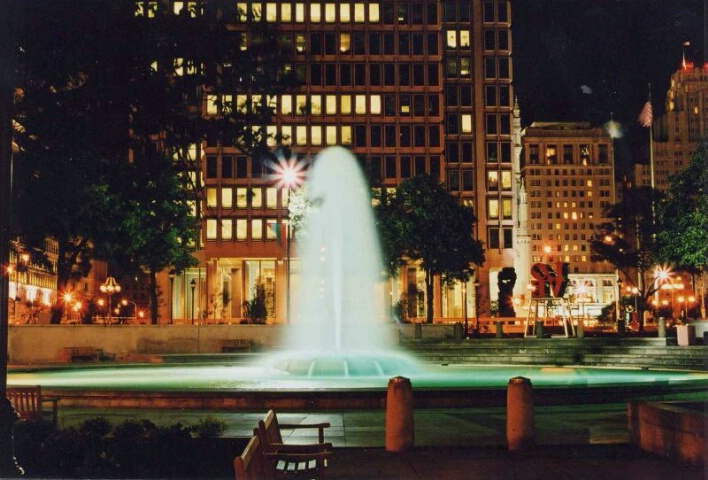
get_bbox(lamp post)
[120,299,141,323]
[473,279,480,337]
[270,155,306,324]
[462,280,468,339]
[99,277,121,325]
[190,278,197,325]
[5,265,14,320]
[168,270,175,324]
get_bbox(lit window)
[487,171,499,190]
[295,34,306,53]
[135,1,157,18]
[354,4,365,22]
[281,3,291,21]
[222,188,233,209]
[265,3,277,21]
[354,95,366,114]
[501,171,512,190]
[295,3,305,22]
[236,219,248,240]
[370,95,381,114]
[206,219,217,240]
[310,3,321,22]
[341,126,352,144]
[296,126,307,145]
[266,220,278,240]
[266,125,277,147]
[587,179,593,187]
[340,33,351,53]
[340,3,350,22]
[206,95,218,115]
[296,95,308,115]
[460,31,470,48]
[326,126,337,145]
[280,126,292,145]
[266,188,277,209]
[311,95,322,115]
[325,3,336,22]
[222,219,233,240]
[446,31,457,48]
[250,188,262,208]
[461,114,472,133]
[281,95,292,115]
[206,188,218,208]
[251,3,261,21]
[460,58,470,76]
[488,199,499,219]
[252,219,263,240]
[341,96,352,114]
[369,3,379,21]
[325,95,337,115]
[311,126,323,145]
[236,2,248,21]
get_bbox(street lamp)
[269,155,306,324]
[99,276,121,324]
[121,299,141,323]
[473,279,480,337]
[190,278,197,325]
[168,270,175,324]
[462,280,468,339]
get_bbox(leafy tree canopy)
[375,174,485,323]
[656,143,708,271]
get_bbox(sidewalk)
[326,445,705,480]
[55,405,706,479]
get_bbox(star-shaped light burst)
[267,153,308,191]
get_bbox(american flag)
[638,101,652,128]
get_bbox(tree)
[656,143,708,318]
[375,175,485,323]
[589,185,663,330]
[104,153,199,324]
[13,1,134,322]
[12,2,297,322]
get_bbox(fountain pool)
[8,360,708,410]
[9,147,707,410]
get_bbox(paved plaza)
[53,403,706,479]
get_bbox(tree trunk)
[425,268,434,324]
[50,241,69,324]
[149,268,159,325]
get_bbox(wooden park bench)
[7,385,59,427]
[253,410,332,478]
[234,434,266,480]
[221,339,254,353]
[62,346,100,362]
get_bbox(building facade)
[159,0,517,324]
[520,122,618,314]
[635,63,708,191]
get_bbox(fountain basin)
[8,359,708,411]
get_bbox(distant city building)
[520,121,618,310]
[635,63,708,191]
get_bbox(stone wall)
[8,323,410,364]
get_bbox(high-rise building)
[144,0,515,323]
[3,1,518,324]
[635,63,708,191]
[520,122,618,311]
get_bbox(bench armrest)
[279,422,331,443]
[267,442,333,454]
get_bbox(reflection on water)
[9,362,708,392]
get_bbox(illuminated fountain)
[8,147,708,409]
[268,146,417,377]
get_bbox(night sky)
[512,0,704,173]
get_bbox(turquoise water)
[8,361,708,392]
